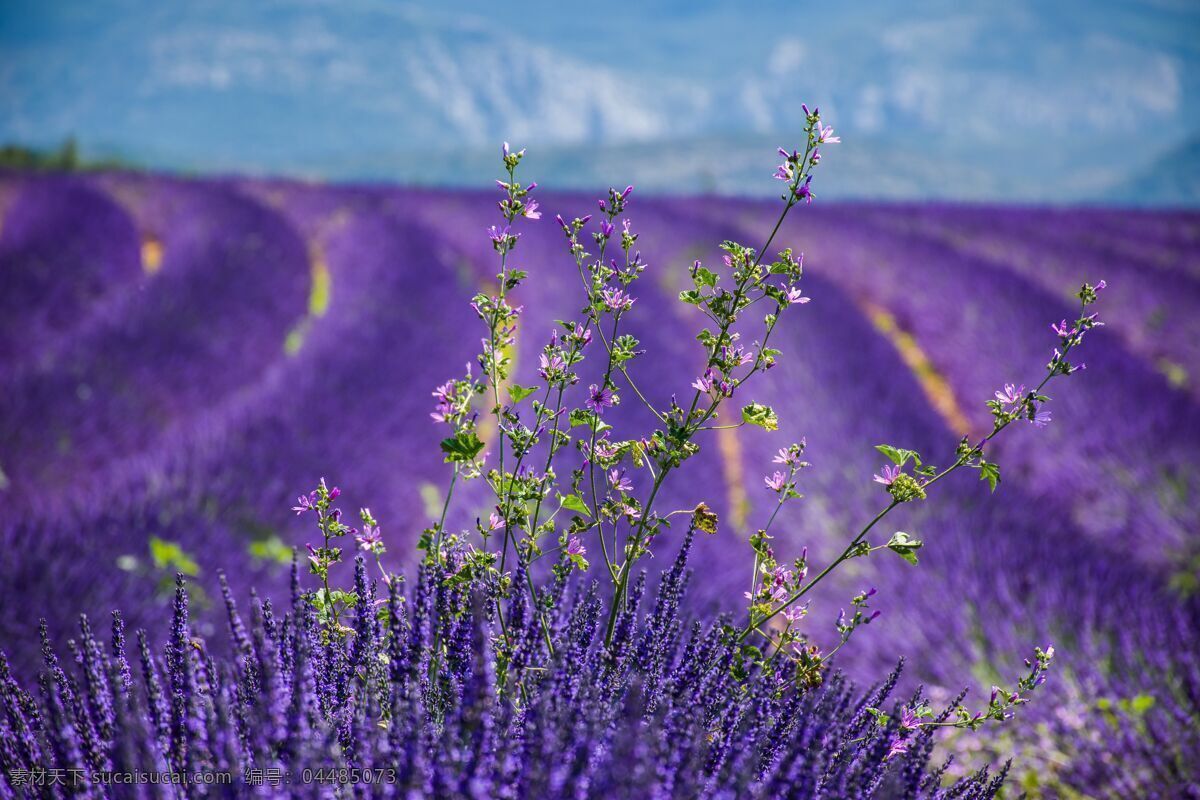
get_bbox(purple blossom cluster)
[0,536,1011,799]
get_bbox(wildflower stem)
[742,311,1087,643]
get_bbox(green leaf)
[1129,693,1156,715]
[693,266,718,288]
[979,461,1001,492]
[440,431,485,463]
[875,444,921,467]
[568,408,612,433]
[248,535,293,566]
[678,289,704,305]
[741,403,779,432]
[148,536,200,576]
[558,493,592,518]
[508,384,538,404]
[886,531,924,566]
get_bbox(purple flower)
[601,287,635,312]
[356,525,383,551]
[608,469,633,493]
[764,471,788,492]
[586,383,614,414]
[566,536,586,557]
[523,198,541,220]
[692,369,715,394]
[816,122,840,144]
[782,601,810,623]
[1097,279,1107,290]
[538,351,565,379]
[1031,409,1052,427]
[795,175,814,203]
[899,708,920,731]
[784,285,810,305]
[885,735,910,761]
[432,380,456,423]
[1051,320,1077,338]
[599,220,615,239]
[994,383,1025,406]
[873,464,901,486]
[291,494,314,515]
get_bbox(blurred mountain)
[1125,136,1200,205]
[1,0,1198,203]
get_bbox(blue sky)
[1,0,1197,202]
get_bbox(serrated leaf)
[693,266,718,288]
[440,431,485,463]
[979,461,1001,492]
[741,403,779,431]
[508,384,538,404]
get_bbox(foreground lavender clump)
[0,542,1011,799]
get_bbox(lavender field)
[1,169,1199,795]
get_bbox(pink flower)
[873,464,901,486]
[291,494,314,515]
[538,352,565,379]
[764,472,788,492]
[356,525,383,551]
[784,285,810,305]
[1051,319,1077,338]
[523,198,541,220]
[601,287,635,312]
[608,469,633,493]
[816,122,840,144]
[994,383,1025,406]
[885,736,910,761]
